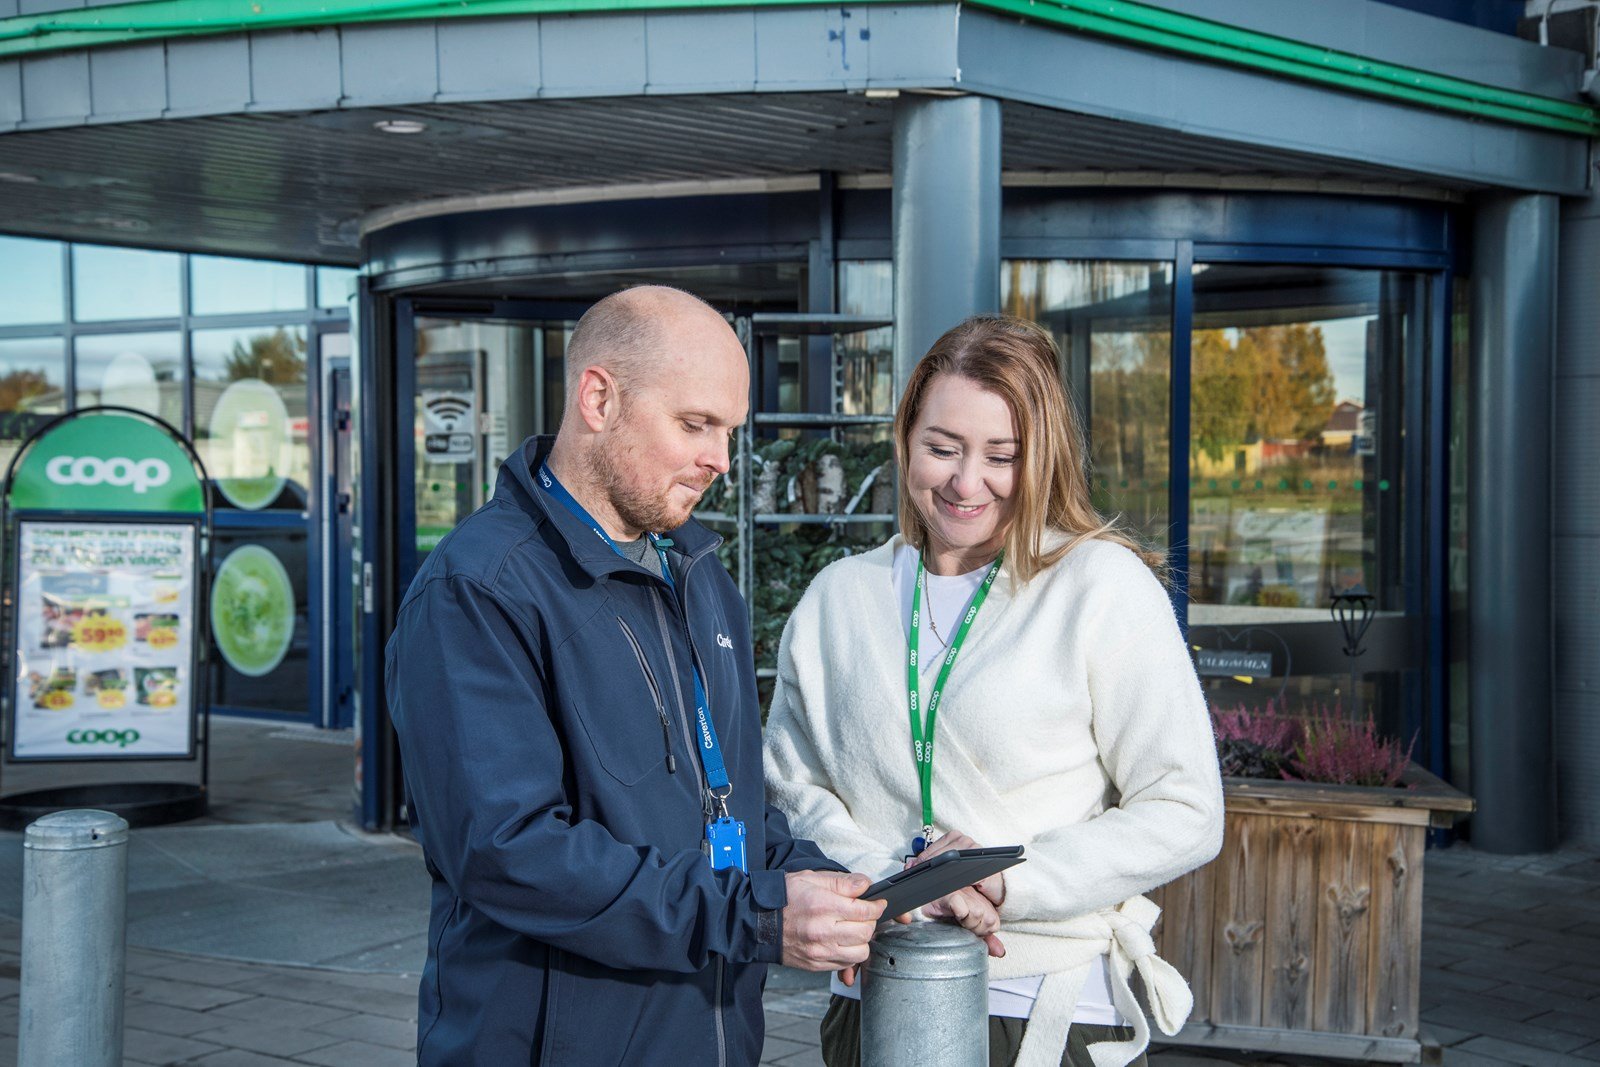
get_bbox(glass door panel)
[1186,264,1427,735]
[412,316,572,557]
[1003,260,1174,548]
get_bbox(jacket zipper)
[616,617,676,775]
[650,592,714,818]
[714,958,727,1067]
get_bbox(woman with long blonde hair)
[763,315,1223,1067]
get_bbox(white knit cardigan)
[763,534,1225,1067]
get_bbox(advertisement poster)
[12,521,197,759]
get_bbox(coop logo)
[67,728,140,748]
[45,455,172,495]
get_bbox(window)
[74,332,183,427]
[71,245,181,322]
[0,336,66,467]
[316,267,358,309]
[0,237,64,326]
[191,256,307,316]
[193,325,310,511]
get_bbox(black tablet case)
[863,846,1026,919]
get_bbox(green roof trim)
[1,0,1595,137]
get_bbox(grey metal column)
[891,94,1001,394]
[861,922,989,1065]
[19,810,129,1067]
[1553,190,1600,847]
[1469,194,1558,854]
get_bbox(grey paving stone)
[1422,966,1508,995]
[122,998,225,1037]
[287,1039,417,1067]
[1421,1007,1591,1054]
[188,1020,344,1058]
[770,1045,828,1067]
[1458,1035,1592,1066]
[1571,1041,1600,1063]
[764,1015,822,1044]
[137,958,279,988]
[1468,978,1600,1017]
[306,1011,415,1050]
[227,975,415,1021]
[208,995,353,1028]
[1526,1009,1600,1042]
[761,1034,812,1063]
[123,976,256,1012]
[121,1025,226,1064]
[1441,1046,1522,1066]
[186,1050,303,1066]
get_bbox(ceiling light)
[373,119,428,135]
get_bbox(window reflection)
[1187,265,1421,624]
[0,237,64,327]
[193,326,310,511]
[836,261,894,419]
[1003,260,1174,548]
[71,245,181,322]
[0,336,66,469]
[317,267,358,309]
[191,256,307,316]
[74,332,183,427]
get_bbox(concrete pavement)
[0,717,1595,1066]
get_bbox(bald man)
[386,287,883,1066]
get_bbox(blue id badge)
[705,817,747,872]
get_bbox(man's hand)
[781,871,886,974]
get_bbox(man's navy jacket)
[385,435,842,1065]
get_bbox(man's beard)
[594,438,709,534]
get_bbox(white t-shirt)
[826,546,1124,1026]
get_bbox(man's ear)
[575,365,620,432]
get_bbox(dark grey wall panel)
[1553,371,1600,539]
[1160,0,1581,98]
[541,14,647,96]
[89,45,166,123]
[436,18,541,101]
[19,52,88,127]
[165,37,251,118]
[1557,212,1600,381]
[20,0,83,14]
[250,29,343,111]
[1554,535,1600,694]
[643,11,757,92]
[340,24,440,107]
[1555,688,1600,845]
[0,0,19,19]
[957,9,1588,195]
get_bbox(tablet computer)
[863,846,1026,920]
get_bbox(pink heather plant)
[1212,699,1300,752]
[1285,703,1415,788]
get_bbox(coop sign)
[11,414,203,514]
[1195,649,1273,678]
[46,455,172,495]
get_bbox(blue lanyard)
[537,462,732,801]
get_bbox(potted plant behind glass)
[1149,702,1473,1064]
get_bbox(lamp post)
[1330,584,1376,717]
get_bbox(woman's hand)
[923,887,1006,958]
[906,829,1006,908]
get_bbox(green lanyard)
[906,550,1003,853]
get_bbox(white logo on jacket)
[716,633,733,650]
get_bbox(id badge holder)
[705,816,747,873]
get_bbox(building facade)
[0,0,1594,849]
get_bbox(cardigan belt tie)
[1012,896,1193,1067]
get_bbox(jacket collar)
[495,434,723,582]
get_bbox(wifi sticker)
[421,391,477,461]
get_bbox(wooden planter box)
[1148,766,1473,1064]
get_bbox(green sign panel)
[9,414,204,514]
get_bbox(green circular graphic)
[210,379,290,510]
[211,545,294,677]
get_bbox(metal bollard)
[861,921,988,1066]
[19,810,129,1067]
